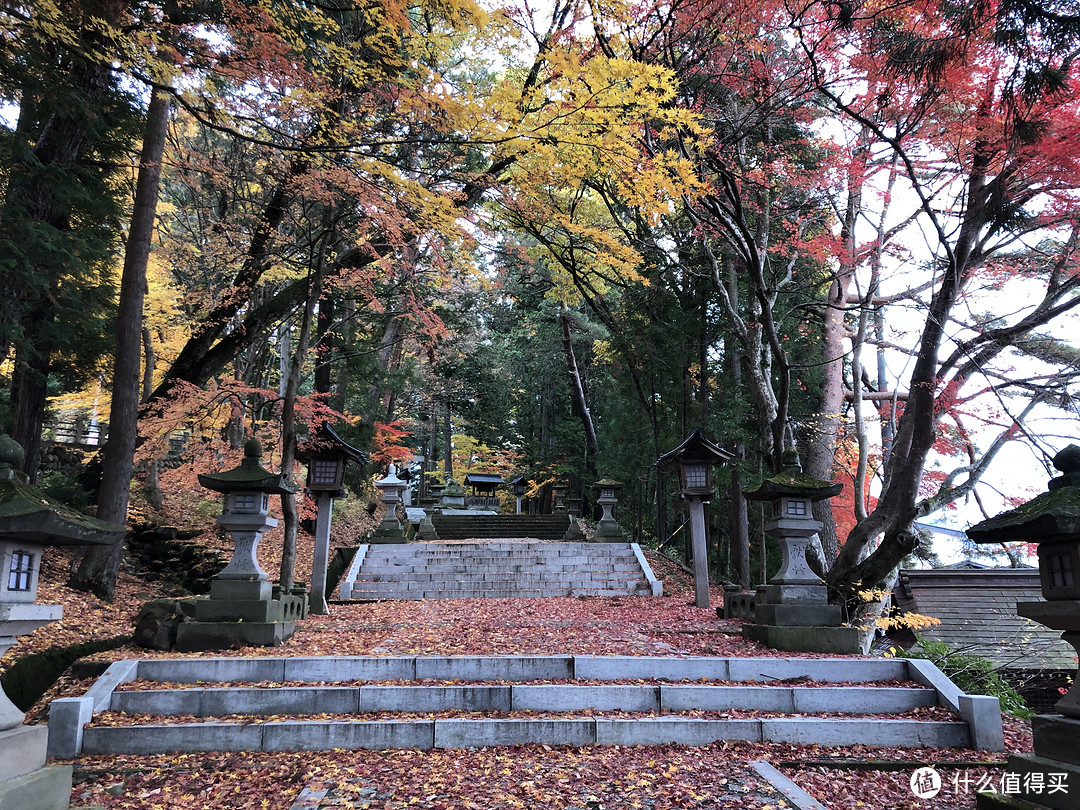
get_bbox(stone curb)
[750,761,828,810]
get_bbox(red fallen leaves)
[11,542,1039,810]
[90,705,961,728]
[69,743,810,809]
[68,731,1034,810]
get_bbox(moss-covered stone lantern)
[181,438,303,651]
[0,433,122,809]
[740,450,860,654]
[966,444,1080,809]
[591,479,625,542]
[439,476,465,510]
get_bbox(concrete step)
[109,683,939,717]
[77,716,975,755]
[48,655,1003,757]
[430,515,572,540]
[354,566,642,577]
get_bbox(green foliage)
[0,635,130,712]
[34,470,92,512]
[903,638,1032,718]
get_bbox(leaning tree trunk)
[560,307,599,473]
[278,226,331,591]
[71,86,170,599]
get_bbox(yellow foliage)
[874,612,942,632]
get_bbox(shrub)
[903,638,1032,718]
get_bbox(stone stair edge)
[77,716,973,755]
[108,682,939,718]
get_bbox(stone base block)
[190,596,277,623]
[0,763,73,810]
[187,594,305,624]
[368,526,407,544]
[752,603,843,627]
[175,619,295,652]
[975,754,1080,810]
[759,584,829,604]
[592,521,624,542]
[1033,715,1080,767]
[0,724,47,781]
[741,623,863,654]
[209,578,271,601]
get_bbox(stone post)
[309,491,334,614]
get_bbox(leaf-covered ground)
[2,541,1038,810]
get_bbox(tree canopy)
[3,0,1078,603]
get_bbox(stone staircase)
[340,541,662,600]
[47,655,1005,757]
[430,514,572,540]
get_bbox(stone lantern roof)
[966,445,1080,543]
[654,428,734,470]
[0,434,122,546]
[295,422,368,467]
[743,449,843,503]
[592,478,624,490]
[197,439,297,496]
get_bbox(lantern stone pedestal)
[740,451,861,654]
[178,440,304,652]
[592,480,625,542]
[968,445,1080,809]
[415,498,439,541]
[0,435,122,809]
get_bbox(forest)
[2,0,1078,619]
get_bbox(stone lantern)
[740,450,860,654]
[591,479,625,542]
[510,476,528,515]
[439,477,466,510]
[370,464,408,544]
[656,429,735,608]
[297,422,367,614]
[966,444,1080,809]
[183,438,303,651]
[553,483,568,513]
[0,434,122,809]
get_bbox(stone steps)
[340,542,661,600]
[48,655,1005,757]
[430,515,572,541]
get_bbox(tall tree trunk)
[560,307,599,470]
[10,355,49,482]
[723,260,752,588]
[71,86,170,599]
[4,0,128,479]
[442,395,453,479]
[278,227,332,591]
[314,295,335,400]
